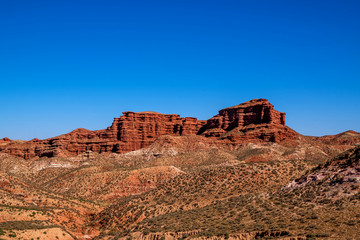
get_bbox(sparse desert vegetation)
[1,135,360,239]
[1,100,360,239]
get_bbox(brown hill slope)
[91,146,360,239]
[0,154,102,239]
[283,145,360,199]
[1,135,359,239]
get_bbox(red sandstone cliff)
[0,111,206,159]
[200,99,297,143]
[105,111,207,153]
[0,99,300,159]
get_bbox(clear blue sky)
[1,0,359,140]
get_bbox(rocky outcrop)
[0,99,305,159]
[107,111,207,152]
[200,99,297,143]
[203,99,285,133]
[0,137,12,145]
[0,112,207,159]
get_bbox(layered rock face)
[200,99,297,143]
[0,112,206,159]
[204,99,285,133]
[0,99,299,159]
[105,111,207,153]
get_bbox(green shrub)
[8,233,16,238]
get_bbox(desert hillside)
[0,99,359,239]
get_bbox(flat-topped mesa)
[200,99,293,142]
[203,99,285,132]
[106,111,206,152]
[221,99,286,126]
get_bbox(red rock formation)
[202,99,285,135]
[0,99,311,160]
[109,111,206,152]
[0,112,206,159]
[200,99,297,143]
[0,137,12,145]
